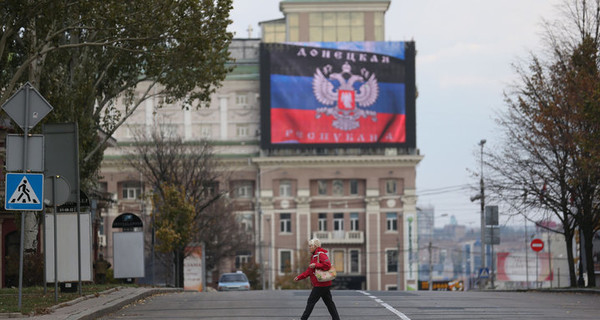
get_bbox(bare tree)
[127,128,250,287]
[489,0,600,287]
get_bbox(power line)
[416,184,474,197]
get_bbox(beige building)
[99,0,422,290]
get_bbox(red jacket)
[296,247,332,287]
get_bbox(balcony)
[312,231,364,244]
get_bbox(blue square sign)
[5,173,44,211]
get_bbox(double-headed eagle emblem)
[313,61,379,131]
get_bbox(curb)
[77,288,180,320]
[0,313,27,319]
[0,287,182,319]
[47,287,122,313]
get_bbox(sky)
[228,0,564,228]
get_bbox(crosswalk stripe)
[357,290,411,320]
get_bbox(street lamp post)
[256,166,279,290]
[479,139,486,282]
[266,216,272,290]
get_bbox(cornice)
[102,154,423,170]
[281,1,390,13]
[252,155,423,167]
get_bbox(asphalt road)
[100,289,600,320]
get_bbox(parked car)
[217,272,250,291]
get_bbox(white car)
[217,272,250,291]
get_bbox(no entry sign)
[530,238,544,252]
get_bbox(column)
[183,108,191,140]
[145,97,154,136]
[296,189,311,247]
[365,189,381,290]
[219,96,228,140]
[259,192,274,290]
[402,189,418,290]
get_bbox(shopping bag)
[315,265,337,282]
[314,252,336,282]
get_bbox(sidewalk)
[27,287,180,320]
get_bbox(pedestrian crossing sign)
[479,267,490,279]
[5,173,44,211]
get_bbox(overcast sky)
[228,0,564,228]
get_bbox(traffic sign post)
[530,238,544,288]
[485,205,500,289]
[1,83,52,310]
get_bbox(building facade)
[99,0,422,290]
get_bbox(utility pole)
[478,139,486,276]
[268,217,273,290]
[428,241,433,291]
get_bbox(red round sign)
[530,238,544,252]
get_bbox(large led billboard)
[260,41,415,149]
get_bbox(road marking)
[357,290,411,320]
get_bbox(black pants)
[301,286,340,320]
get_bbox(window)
[308,12,364,42]
[350,12,365,41]
[318,180,327,195]
[350,179,358,195]
[122,182,141,200]
[318,213,327,231]
[235,251,251,269]
[124,125,134,138]
[279,180,292,197]
[202,182,219,198]
[373,12,384,41]
[350,212,359,231]
[387,213,398,231]
[234,181,253,198]
[240,214,253,233]
[332,180,344,195]
[280,250,292,273]
[387,249,398,273]
[236,125,249,137]
[350,250,359,273]
[333,250,345,273]
[200,126,211,138]
[263,21,286,43]
[236,93,247,105]
[159,123,179,138]
[386,180,397,195]
[288,13,299,42]
[280,213,291,233]
[333,213,344,231]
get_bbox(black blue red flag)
[260,42,415,148]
